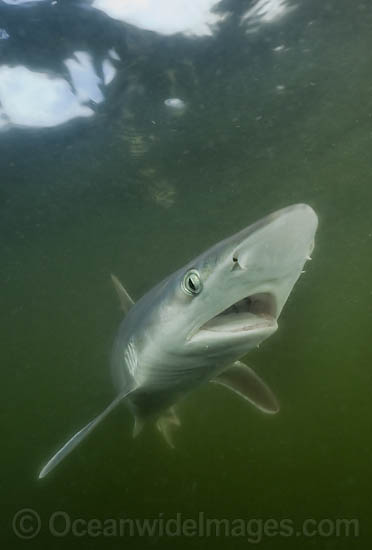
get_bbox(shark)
[39,203,318,478]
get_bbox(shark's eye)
[182,269,202,296]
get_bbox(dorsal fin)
[111,274,135,313]
[211,360,279,414]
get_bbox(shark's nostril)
[231,255,243,271]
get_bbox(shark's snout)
[187,204,317,347]
[232,204,317,275]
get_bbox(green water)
[1,0,371,548]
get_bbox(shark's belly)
[126,362,220,419]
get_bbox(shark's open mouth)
[200,293,277,333]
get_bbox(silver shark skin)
[39,204,318,478]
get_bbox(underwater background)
[1,0,371,548]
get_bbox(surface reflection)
[0,50,118,129]
[0,0,298,133]
[242,0,295,29]
[92,0,225,36]
[0,28,10,39]
[2,0,47,4]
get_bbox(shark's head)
[137,204,318,366]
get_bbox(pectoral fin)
[111,274,135,313]
[211,361,279,414]
[39,387,136,479]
